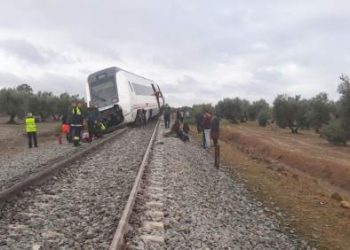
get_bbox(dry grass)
[221,122,350,191]
[0,121,61,155]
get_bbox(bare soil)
[0,115,61,155]
[221,122,350,192]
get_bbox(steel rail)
[0,127,128,203]
[110,119,160,250]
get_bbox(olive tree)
[0,88,26,123]
[273,95,308,133]
[307,93,332,133]
[215,97,250,123]
[338,74,350,129]
[247,99,270,121]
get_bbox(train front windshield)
[89,79,118,108]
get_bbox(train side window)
[132,82,154,96]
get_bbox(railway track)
[0,126,128,203]
[0,120,309,249]
[110,119,161,249]
[119,123,309,249]
[0,121,159,249]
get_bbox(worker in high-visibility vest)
[25,113,38,148]
[69,102,84,146]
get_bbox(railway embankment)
[126,125,308,249]
[213,123,350,249]
[0,124,154,249]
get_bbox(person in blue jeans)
[201,110,212,149]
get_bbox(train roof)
[87,66,155,83]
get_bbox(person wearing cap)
[25,113,38,148]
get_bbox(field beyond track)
[209,122,350,249]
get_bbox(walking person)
[25,113,38,148]
[163,107,171,128]
[201,110,212,149]
[211,113,220,146]
[69,101,84,146]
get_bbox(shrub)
[257,109,271,127]
[321,120,348,145]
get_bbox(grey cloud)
[0,70,84,97]
[32,73,84,97]
[0,39,50,64]
[0,71,24,88]
[0,39,77,65]
[0,0,349,106]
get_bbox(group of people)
[163,108,219,147]
[196,110,220,149]
[62,101,106,146]
[24,101,106,149]
[164,107,190,142]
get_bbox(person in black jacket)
[211,114,220,146]
[87,102,100,142]
[182,121,190,142]
[69,102,84,146]
[196,112,205,148]
[163,107,171,128]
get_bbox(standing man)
[176,109,183,123]
[163,107,171,129]
[201,110,212,149]
[196,112,205,148]
[211,113,220,146]
[184,109,190,121]
[70,101,84,146]
[87,102,100,142]
[25,113,38,148]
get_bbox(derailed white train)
[86,67,164,126]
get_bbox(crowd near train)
[25,67,166,147]
[60,66,165,146]
[23,66,221,151]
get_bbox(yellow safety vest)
[100,123,106,131]
[72,107,82,115]
[25,117,37,133]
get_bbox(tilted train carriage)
[86,67,164,127]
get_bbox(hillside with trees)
[0,84,82,124]
[188,74,350,145]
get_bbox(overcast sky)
[0,0,349,106]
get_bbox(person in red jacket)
[201,110,212,149]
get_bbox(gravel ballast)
[0,129,127,190]
[0,123,155,249]
[127,125,310,249]
[0,139,85,190]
